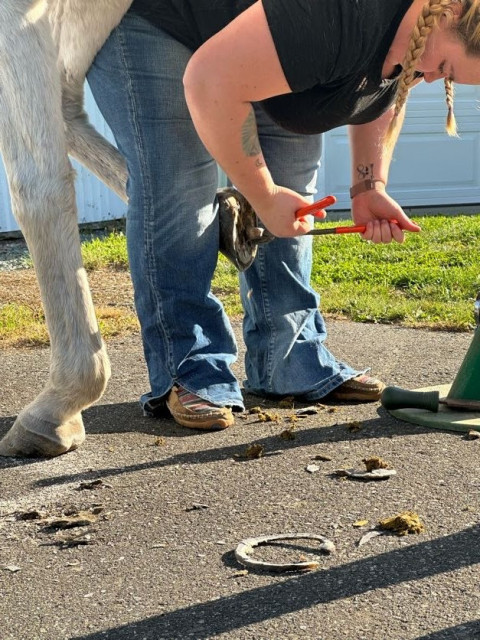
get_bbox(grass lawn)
[214,213,480,331]
[1,213,479,346]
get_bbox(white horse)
[0,0,133,457]
[0,0,265,458]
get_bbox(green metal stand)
[388,384,480,433]
[446,326,480,408]
[385,326,480,433]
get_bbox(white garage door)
[0,85,127,234]
[1,82,479,234]
[318,82,480,211]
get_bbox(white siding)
[1,82,480,234]
[317,82,480,211]
[0,85,127,234]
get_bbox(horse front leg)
[0,1,110,457]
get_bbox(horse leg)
[0,1,110,457]
[51,0,132,198]
[63,79,128,202]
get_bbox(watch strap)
[350,179,385,199]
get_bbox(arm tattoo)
[241,109,262,158]
[356,164,375,180]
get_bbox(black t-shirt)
[128,0,415,134]
[128,0,251,50]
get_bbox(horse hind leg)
[52,0,132,199]
[0,1,110,457]
[63,79,128,202]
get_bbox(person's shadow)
[64,523,479,640]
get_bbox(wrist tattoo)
[241,110,262,158]
[356,164,375,180]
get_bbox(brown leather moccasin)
[166,386,234,430]
[329,374,385,402]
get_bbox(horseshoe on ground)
[234,532,335,573]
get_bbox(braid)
[385,0,456,149]
[444,77,458,134]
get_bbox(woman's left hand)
[351,188,421,243]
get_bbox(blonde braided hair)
[386,0,480,147]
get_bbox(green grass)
[3,214,479,348]
[78,217,480,330]
[81,231,130,270]
[309,215,480,330]
[0,301,139,347]
[0,303,48,346]
[211,214,480,330]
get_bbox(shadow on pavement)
[415,620,480,639]
[69,525,479,640]
[11,404,439,486]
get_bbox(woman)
[87,0,477,430]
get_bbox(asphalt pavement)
[0,321,479,640]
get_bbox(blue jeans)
[87,13,360,412]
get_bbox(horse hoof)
[0,412,85,458]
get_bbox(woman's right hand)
[251,185,322,238]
